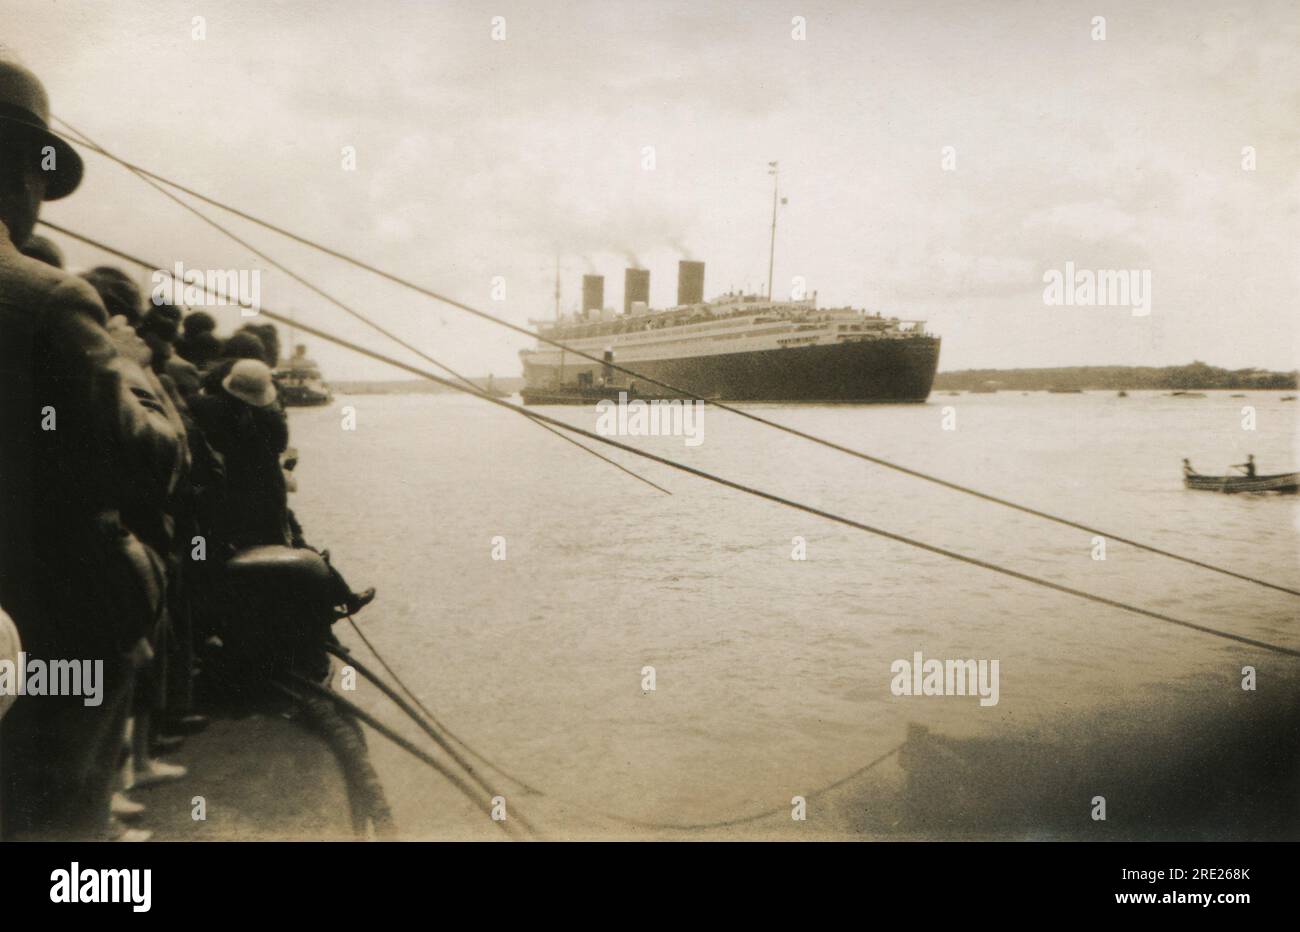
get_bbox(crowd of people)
[0,52,373,840]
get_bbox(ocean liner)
[519,261,940,403]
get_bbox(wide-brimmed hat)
[222,358,278,408]
[0,52,83,200]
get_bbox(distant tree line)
[934,362,1297,391]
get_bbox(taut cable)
[38,220,1300,661]
[52,118,670,499]
[47,124,1299,599]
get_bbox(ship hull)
[523,337,940,403]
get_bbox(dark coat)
[0,224,183,660]
[189,390,290,549]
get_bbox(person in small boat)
[1182,458,1197,477]
[1232,454,1257,478]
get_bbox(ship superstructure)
[520,261,940,403]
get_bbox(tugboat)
[521,345,677,406]
[275,344,333,407]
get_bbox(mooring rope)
[45,126,1300,599]
[52,119,670,499]
[343,616,544,795]
[345,615,905,832]
[39,222,1300,662]
[605,742,906,831]
[285,678,398,838]
[276,675,529,839]
[324,641,539,835]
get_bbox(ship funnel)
[581,275,604,315]
[623,268,650,315]
[676,260,705,306]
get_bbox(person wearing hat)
[0,51,184,839]
[191,360,376,616]
[224,356,280,407]
[200,329,267,393]
[81,265,144,325]
[176,310,220,369]
[0,50,83,227]
[191,358,292,548]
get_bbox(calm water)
[286,390,1299,838]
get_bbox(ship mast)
[766,161,779,300]
[554,255,565,384]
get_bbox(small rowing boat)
[1184,472,1299,494]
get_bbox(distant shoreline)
[331,377,524,396]
[331,363,1296,396]
[935,363,1296,392]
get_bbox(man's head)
[182,310,217,337]
[221,358,278,408]
[0,52,83,245]
[137,305,182,371]
[221,330,267,362]
[140,303,182,343]
[176,330,221,369]
[239,323,280,367]
[81,266,143,325]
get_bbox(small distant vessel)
[1184,471,1298,494]
[274,344,333,407]
[1282,395,1296,402]
[519,346,683,405]
[519,383,632,406]
[1117,390,1128,398]
[1168,391,1206,398]
[482,374,510,399]
[1048,387,1083,394]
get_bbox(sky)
[5,0,1298,380]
